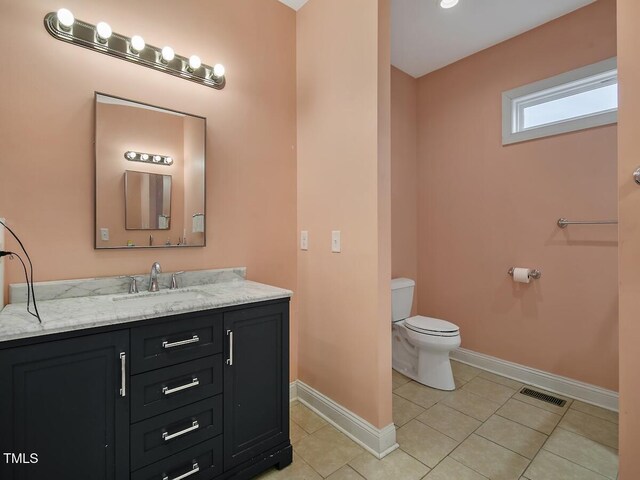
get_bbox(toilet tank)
[391,278,415,322]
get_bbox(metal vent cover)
[519,387,566,407]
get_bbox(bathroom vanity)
[0,269,292,480]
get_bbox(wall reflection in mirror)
[95,93,206,248]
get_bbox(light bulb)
[126,151,136,160]
[161,46,175,62]
[57,8,74,29]
[188,55,201,70]
[165,157,173,165]
[130,35,145,53]
[440,0,459,8]
[153,155,161,162]
[140,153,149,161]
[212,64,225,78]
[96,22,112,41]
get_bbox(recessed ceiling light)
[440,0,459,9]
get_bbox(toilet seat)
[405,316,460,337]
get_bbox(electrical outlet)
[331,230,341,253]
[100,228,109,241]
[300,230,308,250]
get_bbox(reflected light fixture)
[440,0,459,8]
[125,151,174,166]
[44,9,226,90]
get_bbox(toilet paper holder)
[507,268,542,280]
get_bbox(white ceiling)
[280,0,597,79]
[278,0,309,11]
[392,0,597,78]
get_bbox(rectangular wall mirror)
[95,93,206,248]
[125,171,172,230]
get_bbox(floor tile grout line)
[528,399,618,480]
[568,405,619,426]
[534,449,614,480]
[538,426,619,479]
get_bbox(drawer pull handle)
[226,330,233,366]
[162,377,200,396]
[119,352,126,397]
[163,335,200,349]
[162,420,200,441]
[162,462,199,480]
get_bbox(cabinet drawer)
[132,355,223,422]
[131,313,223,374]
[131,396,222,470]
[131,436,222,480]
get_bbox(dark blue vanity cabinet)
[0,299,292,480]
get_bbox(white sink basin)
[111,289,208,304]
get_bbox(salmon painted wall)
[297,0,393,428]
[391,66,418,315]
[416,0,618,390]
[0,0,298,379]
[617,0,640,475]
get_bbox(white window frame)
[502,57,617,145]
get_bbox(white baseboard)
[294,380,398,459]
[289,381,298,403]
[451,347,619,412]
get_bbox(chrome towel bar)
[557,218,618,228]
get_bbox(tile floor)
[256,361,619,480]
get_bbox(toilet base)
[392,321,459,391]
[417,348,456,391]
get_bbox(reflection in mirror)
[125,171,172,230]
[95,93,206,248]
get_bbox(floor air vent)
[519,388,566,407]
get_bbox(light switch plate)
[100,228,109,241]
[300,230,308,250]
[331,230,341,253]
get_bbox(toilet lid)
[405,316,460,336]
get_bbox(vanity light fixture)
[130,35,145,53]
[56,8,74,30]
[161,46,175,63]
[439,0,459,8]
[95,22,112,43]
[44,9,226,90]
[188,55,202,71]
[125,151,174,166]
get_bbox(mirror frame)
[94,91,207,249]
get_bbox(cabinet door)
[0,331,129,480]
[223,302,289,470]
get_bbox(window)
[502,58,617,145]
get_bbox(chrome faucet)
[149,262,162,292]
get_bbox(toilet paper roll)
[512,268,531,284]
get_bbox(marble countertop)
[0,279,292,344]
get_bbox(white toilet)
[391,278,461,390]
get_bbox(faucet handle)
[127,276,139,294]
[170,271,185,290]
